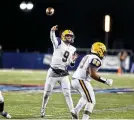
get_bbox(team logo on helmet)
[91,42,107,59]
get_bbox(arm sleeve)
[50,31,61,49]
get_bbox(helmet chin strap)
[64,41,71,45]
[64,39,73,44]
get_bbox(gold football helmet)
[61,30,75,43]
[91,42,107,59]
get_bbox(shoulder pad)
[90,58,101,68]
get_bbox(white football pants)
[71,79,96,114]
[41,68,74,113]
[0,91,4,103]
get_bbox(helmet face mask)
[61,30,75,43]
[65,34,74,43]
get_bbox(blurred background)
[1,0,134,73]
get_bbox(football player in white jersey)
[41,25,78,119]
[0,91,11,119]
[71,42,113,120]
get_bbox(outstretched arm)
[88,58,113,86]
[50,25,61,48]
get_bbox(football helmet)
[61,30,75,43]
[91,42,107,59]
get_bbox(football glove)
[105,79,113,86]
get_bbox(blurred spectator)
[130,53,134,73]
[0,45,3,68]
[119,50,128,73]
[16,49,20,53]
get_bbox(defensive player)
[41,25,78,119]
[71,42,113,120]
[0,91,11,119]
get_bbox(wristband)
[99,77,107,83]
[70,61,75,67]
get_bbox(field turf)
[0,70,134,119]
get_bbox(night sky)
[2,0,134,52]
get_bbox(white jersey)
[73,54,102,82]
[50,31,76,70]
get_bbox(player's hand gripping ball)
[51,25,58,31]
[46,7,54,16]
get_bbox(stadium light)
[19,1,34,11]
[27,2,34,10]
[105,15,110,32]
[20,2,27,10]
[104,15,111,49]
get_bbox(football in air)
[46,7,55,16]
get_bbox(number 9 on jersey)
[62,51,70,62]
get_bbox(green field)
[0,70,134,119]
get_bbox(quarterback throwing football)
[41,25,78,119]
[71,42,113,120]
